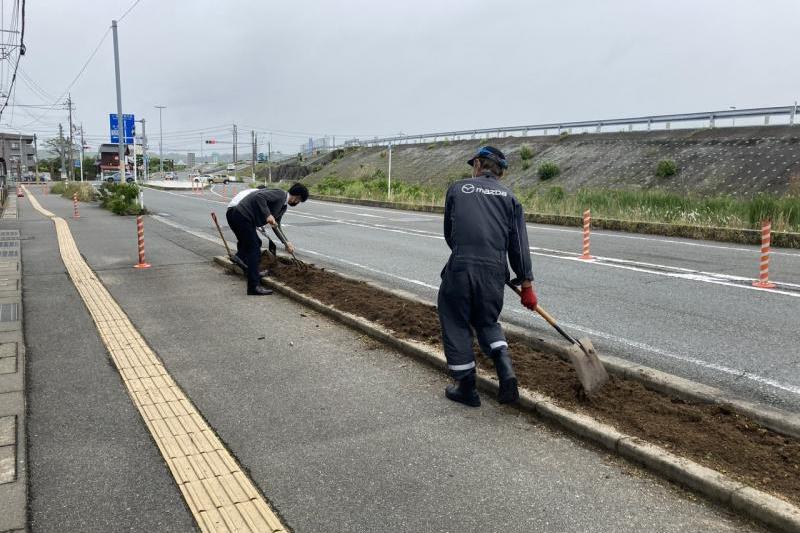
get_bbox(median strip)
[216,253,800,532]
[23,188,288,533]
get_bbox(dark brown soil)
[263,256,800,505]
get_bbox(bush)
[537,161,560,180]
[51,182,96,201]
[656,159,678,178]
[521,161,531,171]
[519,145,534,161]
[96,183,144,215]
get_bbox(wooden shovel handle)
[211,212,233,258]
[505,281,579,346]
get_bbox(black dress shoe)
[247,286,273,296]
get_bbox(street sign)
[109,113,135,144]
[73,160,81,168]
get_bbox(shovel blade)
[564,337,609,396]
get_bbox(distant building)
[97,143,130,175]
[187,152,195,167]
[0,133,35,180]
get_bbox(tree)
[43,137,80,180]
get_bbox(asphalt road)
[140,185,800,413]
[19,190,760,532]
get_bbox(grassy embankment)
[311,174,800,233]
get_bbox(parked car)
[105,172,134,183]
[207,174,240,184]
[164,172,176,180]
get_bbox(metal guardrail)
[349,104,799,147]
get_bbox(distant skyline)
[2,0,799,154]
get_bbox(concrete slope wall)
[297,125,800,197]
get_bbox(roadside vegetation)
[311,176,800,232]
[96,183,146,215]
[50,181,96,201]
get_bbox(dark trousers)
[437,262,508,379]
[226,208,262,290]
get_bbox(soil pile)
[264,257,800,504]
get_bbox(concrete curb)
[214,254,800,532]
[311,194,800,249]
[266,254,800,441]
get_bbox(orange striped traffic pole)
[752,220,775,288]
[72,192,80,219]
[133,215,151,269]
[579,209,593,260]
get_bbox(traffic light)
[204,139,217,144]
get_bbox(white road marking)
[302,249,439,289]
[315,199,800,258]
[147,188,799,295]
[290,211,800,297]
[509,309,800,396]
[335,210,383,218]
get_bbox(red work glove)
[520,285,538,311]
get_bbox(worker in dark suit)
[225,183,309,295]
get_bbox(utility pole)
[138,118,148,181]
[155,105,165,176]
[66,94,75,180]
[267,140,272,184]
[33,133,39,182]
[58,123,66,180]
[79,123,85,182]
[112,20,126,178]
[251,130,256,181]
[232,124,237,168]
[387,143,392,201]
[17,133,22,181]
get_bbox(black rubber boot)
[445,373,481,407]
[492,348,519,404]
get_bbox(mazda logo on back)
[461,184,475,193]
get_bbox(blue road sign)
[109,114,135,144]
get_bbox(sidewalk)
[12,190,760,532]
[0,192,26,533]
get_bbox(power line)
[19,26,110,129]
[118,0,143,22]
[0,0,25,121]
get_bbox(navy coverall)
[437,172,533,379]
[226,188,288,290]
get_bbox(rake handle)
[211,212,233,258]
[505,281,579,346]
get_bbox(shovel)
[506,282,609,395]
[271,224,308,270]
[210,212,249,273]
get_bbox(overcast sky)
[2,0,799,154]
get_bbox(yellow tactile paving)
[23,187,288,533]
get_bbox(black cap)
[467,146,508,169]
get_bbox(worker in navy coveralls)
[437,146,537,407]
